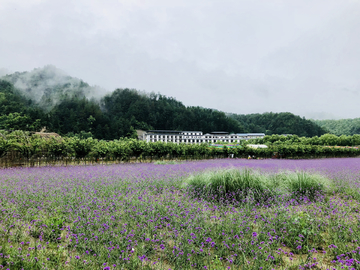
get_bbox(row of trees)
[0,131,359,167]
[248,134,360,146]
[0,131,228,162]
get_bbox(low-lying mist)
[0,65,107,111]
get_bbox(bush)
[182,168,334,203]
[287,171,333,200]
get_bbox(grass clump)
[182,168,334,203]
[286,171,333,199]
[154,160,181,165]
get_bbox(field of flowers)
[1,158,360,269]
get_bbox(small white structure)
[246,144,268,149]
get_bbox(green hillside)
[313,119,360,136]
[1,65,102,112]
[229,112,327,137]
[0,66,328,139]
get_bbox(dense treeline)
[0,80,47,131]
[313,118,360,136]
[0,80,244,139]
[248,134,360,146]
[229,112,327,137]
[0,131,359,168]
[1,66,329,138]
[101,89,243,134]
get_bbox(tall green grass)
[182,168,334,202]
[154,160,181,165]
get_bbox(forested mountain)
[1,65,104,112]
[101,89,243,134]
[0,80,47,131]
[0,66,329,139]
[313,118,360,136]
[0,79,244,139]
[228,112,327,137]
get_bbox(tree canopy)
[0,72,329,139]
[229,112,327,137]
[313,118,360,136]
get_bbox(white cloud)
[0,0,359,119]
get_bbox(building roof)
[210,131,229,134]
[147,133,184,136]
[136,129,146,135]
[34,132,61,138]
[237,133,265,136]
[146,130,182,134]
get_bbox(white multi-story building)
[236,133,265,140]
[142,130,242,144]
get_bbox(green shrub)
[182,169,274,202]
[287,171,333,200]
[182,168,334,203]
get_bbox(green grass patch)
[153,160,182,165]
[182,168,334,202]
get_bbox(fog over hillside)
[0,68,11,78]
[1,65,109,111]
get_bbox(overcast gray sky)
[1,0,359,119]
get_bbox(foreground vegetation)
[1,159,360,269]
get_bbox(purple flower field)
[1,158,360,269]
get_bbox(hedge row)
[0,131,359,165]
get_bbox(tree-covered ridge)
[102,88,244,134]
[0,80,47,131]
[228,112,327,137]
[0,80,245,139]
[1,65,103,112]
[0,66,329,139]
[313,118,360,136]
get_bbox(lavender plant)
[0,158,359,269]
